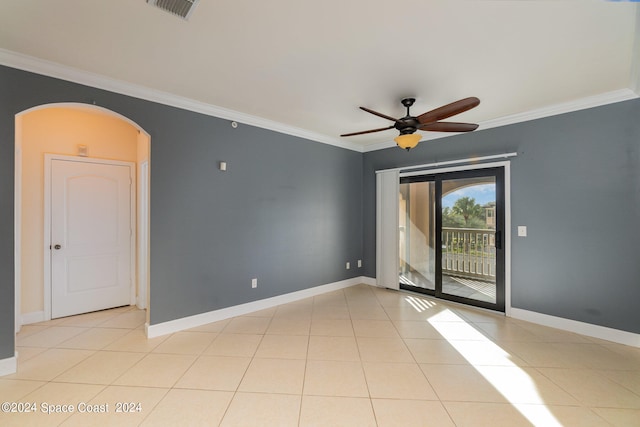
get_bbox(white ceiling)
[1,1,638,151]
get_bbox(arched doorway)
[14,103,150,332]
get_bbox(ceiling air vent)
[147,0,199,20]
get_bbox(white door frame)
[137,160,149,310]
[14,119,23,333]
[44,154,136,320]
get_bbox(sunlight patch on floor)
[426,308,564,427]
[404,296,436,312]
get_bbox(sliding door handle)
[495,231,502,250]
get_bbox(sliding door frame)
[399,160,512,315]
[436,167,505,311]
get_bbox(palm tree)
[451,196,483,225]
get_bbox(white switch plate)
[357,260,362,268]
[251,278,257,288]
[346,262,350,270]
[518,226,527,237]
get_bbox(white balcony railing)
[442,227,496,281]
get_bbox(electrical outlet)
[251,278,257,288]
[357,260,362,268]
[518,226,527,237]
[346,262,350,270]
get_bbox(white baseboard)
[144,275,640,348]
[0,354,17,376]
[21,311,45,325]
[362,278,639,348]
[146,277,365,338]
[510,308,640,348]
[361,276,377,287]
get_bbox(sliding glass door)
[399,167,505,312]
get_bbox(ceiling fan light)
[394,133,422,150]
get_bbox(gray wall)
[0,68,16,362]
[363,98,640,334]
[0,65,363,360]
[2,63,639,364]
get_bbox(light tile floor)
[2,284,640,426]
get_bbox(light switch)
[518,226,527,237]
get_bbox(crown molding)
[0,48,364,153]
[1,48,636,155]
[478,88,639,131]
[361,88,639,153]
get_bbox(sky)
[442,184,495,208]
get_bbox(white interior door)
[50,158,134,318]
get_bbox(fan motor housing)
[395,117,420,134]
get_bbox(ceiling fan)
[341,97,480,150]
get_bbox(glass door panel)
[399,180,436,291]
[439,176,497,305]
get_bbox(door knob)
[54,244,62,250]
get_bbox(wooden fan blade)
[341,125,395,137]
[360,107,400,123]
[417,97,480,124]
[419,122,479,132]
